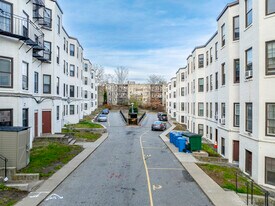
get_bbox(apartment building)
[0,0,97,145]
[167,0,275,188]
[166,77,177,118]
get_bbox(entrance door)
[42,111,51,134]
[34,112,38,137]
[233,140,240,162]
[245,150,252,175]
[215,129,218,142]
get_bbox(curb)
[159,121,245,206]
[15,133,109,206]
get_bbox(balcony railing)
[0,11,49,62]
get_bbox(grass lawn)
[74,132,101,142]
[68,120,103,129]
[0,184,28,206]
[201,143,220,157]
[198,163,264,195]
[20,142,83,179]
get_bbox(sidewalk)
[159,121,246,206]
[15,133,108,206]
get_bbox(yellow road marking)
[140,130,154,206]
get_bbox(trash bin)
[182,131,202,152]
[169,131,183,144]
[174,134,182,147]
[178,137,187,152]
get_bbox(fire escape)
[0,0,50,63]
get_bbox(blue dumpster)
[178,137,187,152]
[174,135,182,147]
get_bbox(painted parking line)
[142,147,166,150]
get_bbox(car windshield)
[162,114,167,117]
[154,121,162,125]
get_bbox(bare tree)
[147,74,167,84]
[92,64,105,84]
[114,66,129,84]
[103,73,115,84]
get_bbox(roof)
[0,127,29,132]
[217,0,239,21]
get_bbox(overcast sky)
[59,0,231,83]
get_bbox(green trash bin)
[182,131,202,152]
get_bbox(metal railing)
[0,154,8,181]
[235,172,270,206]
[119,110,127,123]
[0,10,44,47]
[138,112,146,123]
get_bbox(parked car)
[151,121,166,131]
[157,112,163,119]
[158,113,167,121]
[102,109,109,114]
[97,114,108,122]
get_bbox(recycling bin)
[178,137,187,152]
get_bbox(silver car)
[97,114,107,122]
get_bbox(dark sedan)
[151,121,166,131]
[158,113,167,121]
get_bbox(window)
[44,8,52,28]
[215,102,218,119]
[0,109,13,126]
[70,85,75,97]
[84,103,88,110]
[266,41,275,75]
[266,103,275,136]
[215,42,218,60]
[198,103,204,117]
[70,65,75,76]
[206,103,209,117]
[22,62,28,90]
[84,64,88,72]
[70,105,75,115]
[22,108,28,127]
[245,150,252,175]
[234,103,240,127]
[245,0,253,27]
[181,102,184,111]
[70,44,75,56]
[44,41,51,61]
[84,77,88,85]
[181,87,184,96]
[57,15,60,34]
[0,57,13,88]
[198,124,204,135]
[265,157,275,186]
[210,127,213,140]
[198,78,204,92]
[206,76,209,92]
[0,1,12,32]
[173,81,176,87]
[56,106,60,120]
[233,16,240,40]
[234,59,240,83]
[43,75,51,94]
[221,138,225,155]
[85,90,88,99]
[246,48,253,72]
[56,77,60,95]
[210,103,213,118]
[266,0,275,15]
[221,63,226,85]
[221,103,225,118]
[246,103,253,133]
[210,47,213,63]
[221,24,225,47]
[56,46,60,64]
[215,72,218,89]
[198,54,204,68]
[181,73,184,81]
[206,51,209,66]
[210,75,213,91]
[34,72,38,93]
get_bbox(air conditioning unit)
[245,70,253,79]
[220,118,225,125]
